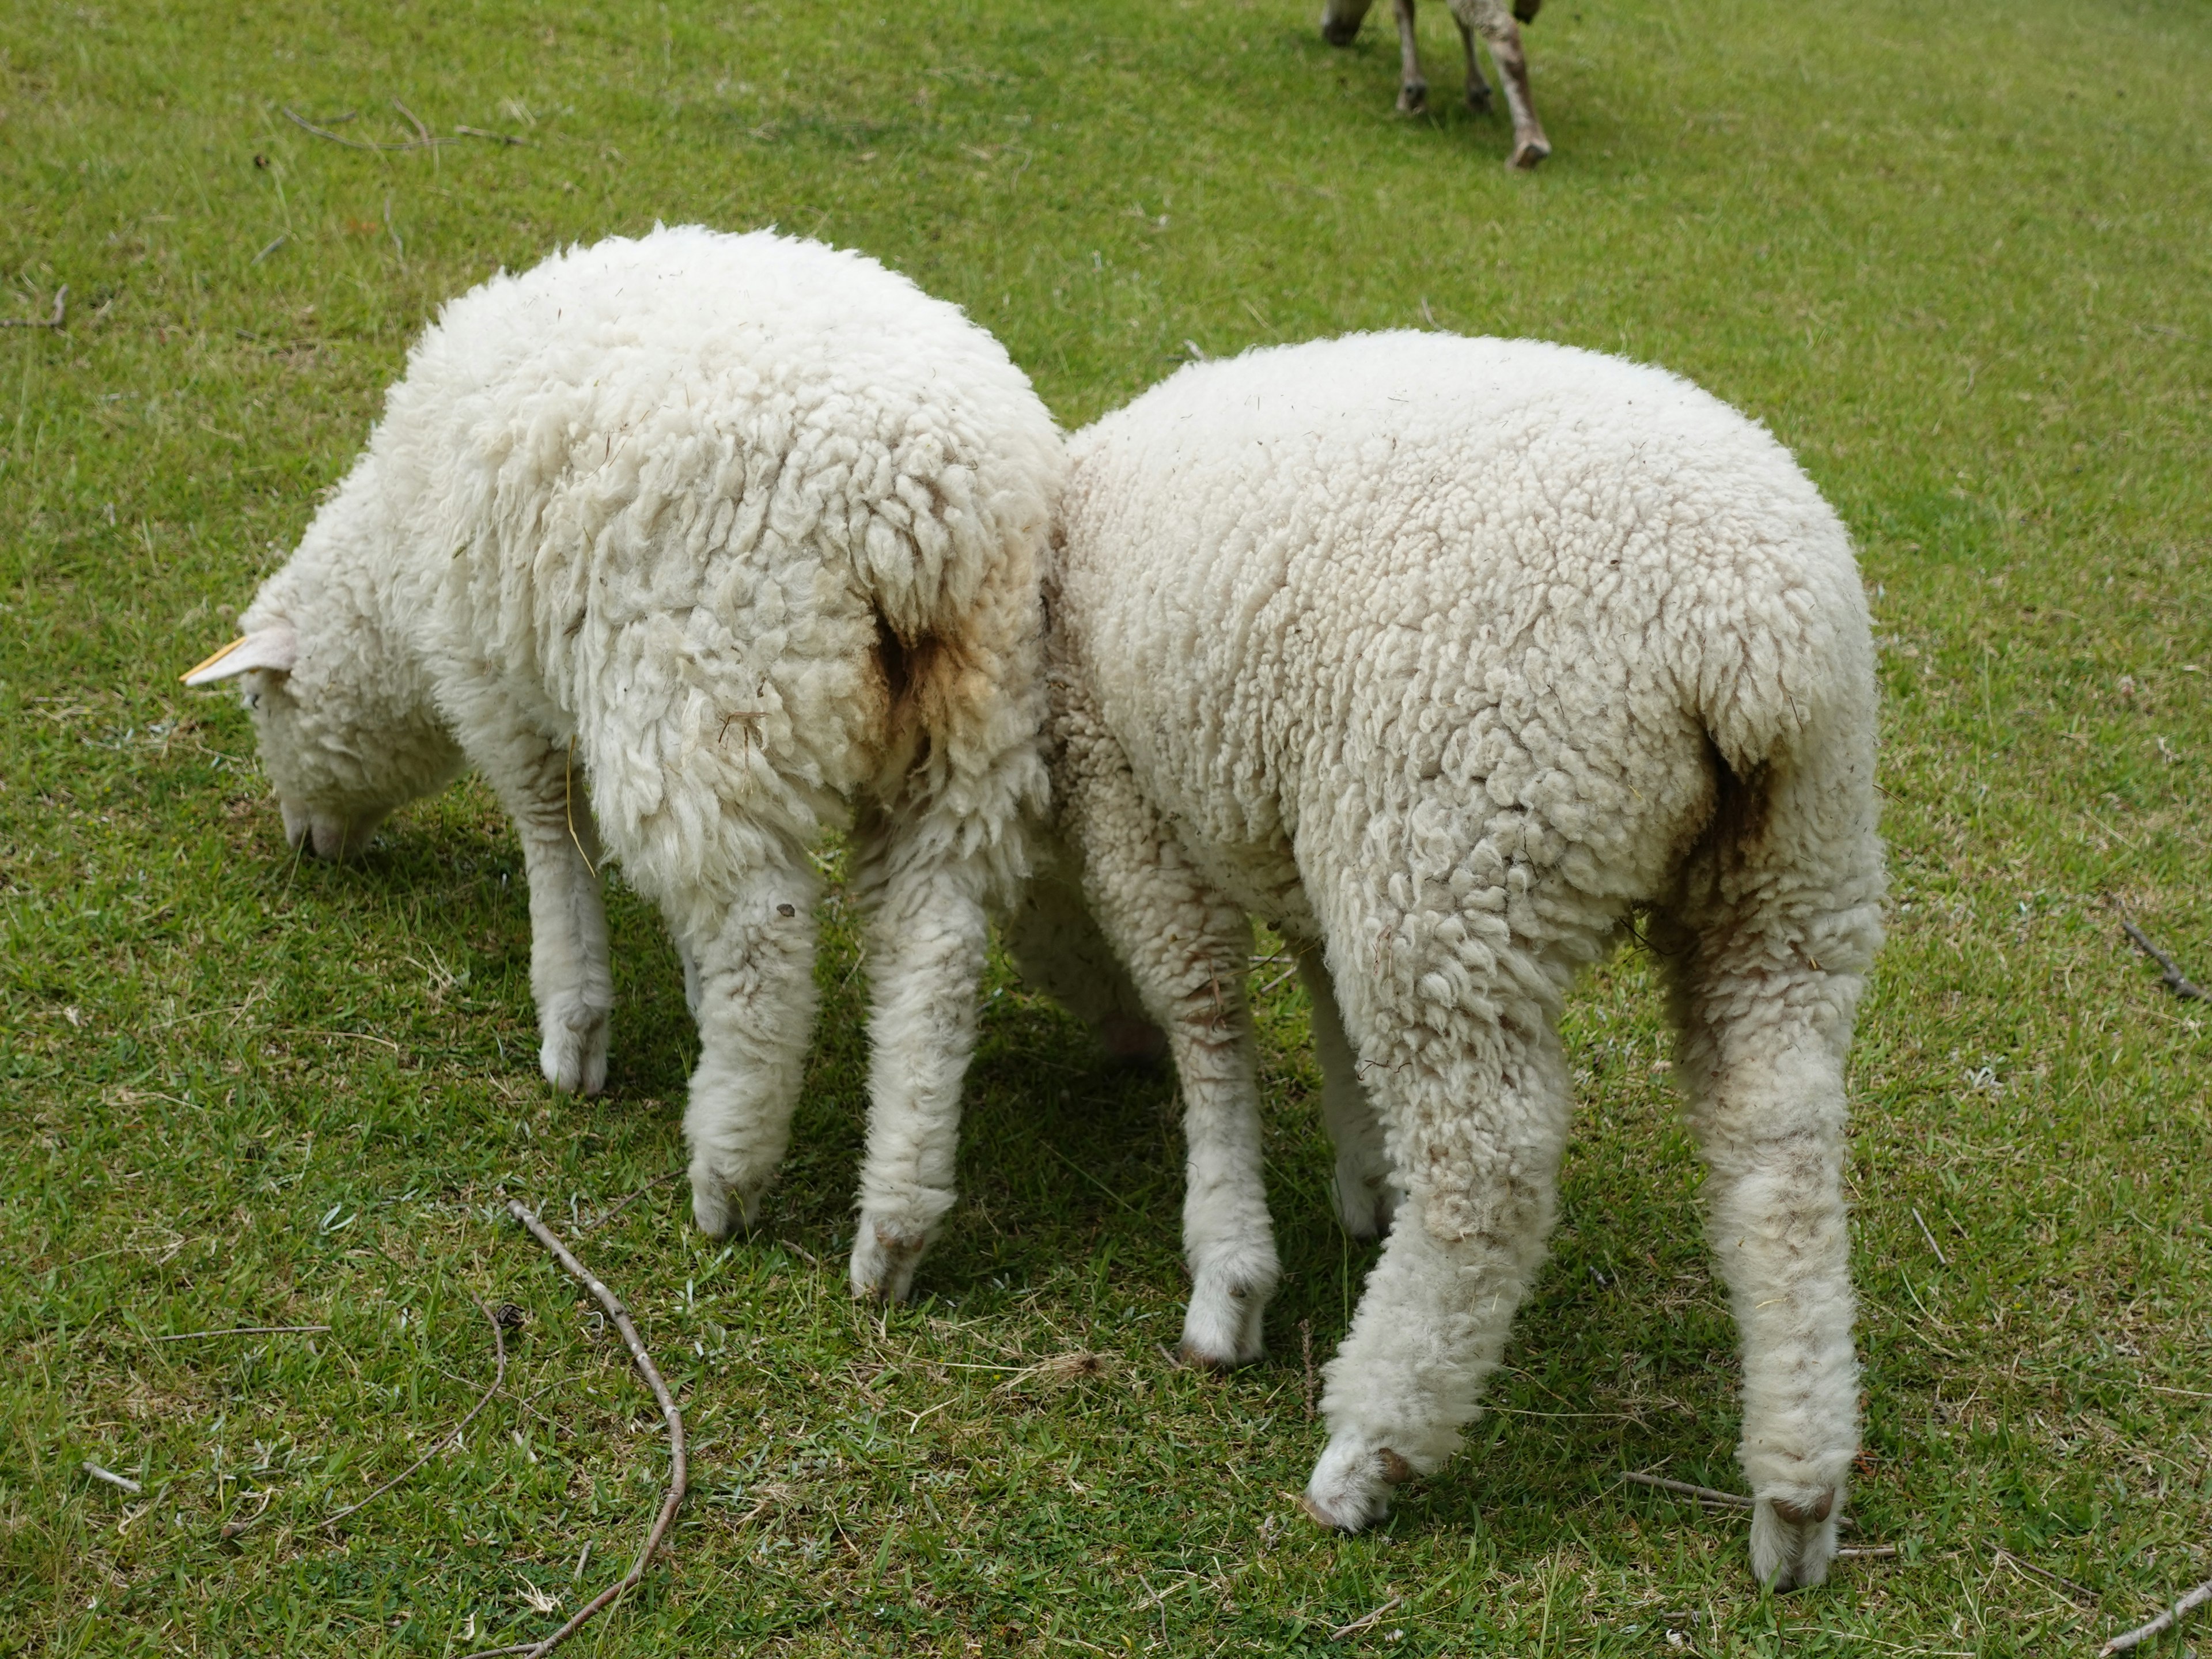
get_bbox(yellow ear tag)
[181,637,249,683]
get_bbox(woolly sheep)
[184,226,1064,1299]
[1007,332,1884,1589]
[1320,0,1551,168]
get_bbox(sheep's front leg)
[681,853,821,1237]
[487,741,614,1096]
[1392,0,1429,112]
[1297,947,1397,1240]
[846,828,994,1303]
[1320,0,1374,46]
[1452,0,1550,167]
[1302,1010,1569,1530]
[1067,768,1278,1366]
[1456,17,1492,110]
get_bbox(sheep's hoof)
[1465,82,1494,113]
[849,1218,928,1304]
[1397,79,1429,115]
[1180,1264,1274,1368]
[1300,1443,1415,1531]
[1332,1164,1399,1242]
[1751,1490,1842,1591]
[539,1007,611,1097]
[1507,135,1552,170]
[1320,16,1361,46]
[1513,0,1541,21]
[690,1171,763,1240]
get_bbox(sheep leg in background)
[1653,754,1883,1591]
[485,739,614,1096]
[1452,0,1550,166]
[681,848,822,1237]
[1301,996,1570,1530]
[1392,0,1430,112]
[1456,16,1493,109]
[1066,758,1277,1368]
[1319,0,1374,46]
[846,821,995,1302]
[1297,946,1397,1239]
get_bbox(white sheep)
[1320,0,1551,168]
[1010,331,1885,1589]
[184,226,1064,1300]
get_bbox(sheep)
[1007,330,1885,1590]
[1320,0,1551,169]
[183,226,1065,1300]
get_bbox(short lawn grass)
[2,0,2208,1653]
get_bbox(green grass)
[2,0,2209,1652]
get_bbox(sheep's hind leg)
[681,847,821,1238]
[846,818,995,1303]
[1393,0,1429,112]
[1654,755,1884,1589]
[1298,947,1397,1240]
[485,740,613,1097]
[1302,1005,1569,1530]
[1453,0,1550,166]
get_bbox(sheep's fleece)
[1007,332,1884,1589]
[187,227,1063,1296]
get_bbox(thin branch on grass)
[1833,1544,1899,1559]
[454,124,532,146]
[305,1296,512,1537]
[1619,1470,1754,1509]
[1330,1594,1403,1641]
[156,1324,329,1342]
[2113,904,2207,1001]
[0,286,67,329]
[249,234,287,266]
[462,1201,687,1659]
[1254,964,1300,999]
[585,1169,680,1233]
[82,1461,142,1495]
[392,99,434,146]
[2100,1577,2212,1657]
[1993,1547,2094,1606]
[1300,1319,1318,1419]
[282,105,443,152]
[1912,1205,1949,1268]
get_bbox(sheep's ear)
[181,626,298,686]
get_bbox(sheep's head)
[182,612,463,862]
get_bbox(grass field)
[3,0,2210,1653]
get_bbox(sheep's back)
[363,226,1061,892]
[1058,332,1872,921]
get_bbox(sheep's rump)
[1056,331,1874,934]
[368,226,1060,899]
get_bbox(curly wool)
[1018,331,1884,1588]
[204,227,1063,1287]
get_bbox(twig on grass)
[1300,1319,1318,1419]
[249,234,287,266]
[585,1169,680,1233]
[455,124,532,146]
[304,1297,512,1538]
[0,286,66,329]
[2100,1576,2212,1656]
[392,99,433,146]
[281,105,443,152]
[1992,1547,2094,1607]
[462,1202,687,1659]
[1619,1470,1755,1509]
[2113,906,2207,1001]
[1832,1544,1899,1559]
[82,1461,142,1495]
[156,1324,329,1341]
[1912,1206,1950,1268]
[1329,1594,1403,1641]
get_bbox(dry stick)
[305,1296,508,1537]
[1833,1544,1900,1560]
[1619,1470,1754,1509]
[2101,1577,2212,1657]
[1300,1319,1319,1419]
[586,1169,681,1234]
[82,1461,143,1495]
[156,1324,329,1342]
[0,286,67,329]
[280,105,441,152]
[1329,1594,1404,1641]
[463,1201,687,1659]
[2114,907,2207,1001]
[1912,1205,1950,1268]
[454,124,532,146]
[1993,1547,2094,1606]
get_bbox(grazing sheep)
[184,226,1063,1299]
[1010,331,1884,1589]
[1321,0,1551,169]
